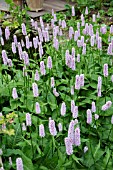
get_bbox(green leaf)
[4,149,34,170]
[63,161,72,167]
[93,141,100,158]
[72,155,83,166]
[47,91,56,110]
[103,148,111,168]
[2,107,13,112]
[39,166,49,170]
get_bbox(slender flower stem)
[16,101,22,136]
[29,127,34,158]
[107,124,112,142]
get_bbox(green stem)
[16,101,22,136]
[30,127,34,158]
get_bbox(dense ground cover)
[0,2,113,170]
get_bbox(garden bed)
[0,1,113,170]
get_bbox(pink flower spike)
[39,124,45,137]
[35,70,40,81]
[77,54,80,62]
[72,6,75,16]
[32,82,39,97]
[47,56,52,69]
[5,27,10,40]
[16,158,24,170]
[12,42,16,54]
[72,106,78,119]
[68,120,75,144]
[80,74,84,87]
[74,127,81,146]
[103,64,108,77]
[22,123,26,131]
[71,86,74,95]
[51,77,55,88]
[25,36,30,49]
[87,109,92,124]
[1,37,4,46]
[36,102,41,114]
[12,88,18,99]
[26,113,32,126]
[21,23,27,35]
[91,102,96,113]
[71,100,75,113]
[53,88,59,97]
[75,75,80,90]
[49,119,57,136]
[58,123,63,132]
[40,61,46,75]
[92,14,96,22]
[64,137,73,155]
[102,101,112,111]
[61,102,66,116]
[85,7,88,15]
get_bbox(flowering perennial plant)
[1,5,113,170]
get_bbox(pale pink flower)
[85,7,88,15]
[87,109,92,124]
[12,42,16,54]
[47,56,52,69]
[92,14,96,22]
[21,23,27,35]
[5,27,10,40]
[51,77,55,88]
[72,106,78,118]
[58,123,63,132]
[39,124,45,137]
[25,36,30,49]
[71,100,75,114]
[102,101,112,111]
[94,114,99,120]
[23,51,29,66]
[75,75,80,90]
[84,146,88,153]
[12,88,18,99]
[35,70,40,81]
[72,6,75,16]
[26,113,32,126]
[16,158,23,170]
[64,137,73,155]
[53,88,59,97]
[80,74,84,87]
[49,119,57,136]
[103,64,108,77]
[1,37,4,46]
[68,120,75,144]
[77,54,80,62]
[32,82,39,97]
[36,102,41,114]
[40,61,46,75]
[22,123,26,131]
[91,102,96,113]
[71,86,74,95]
[9,157,12,166]
[74,127,81,146]
[61,102,66,116]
